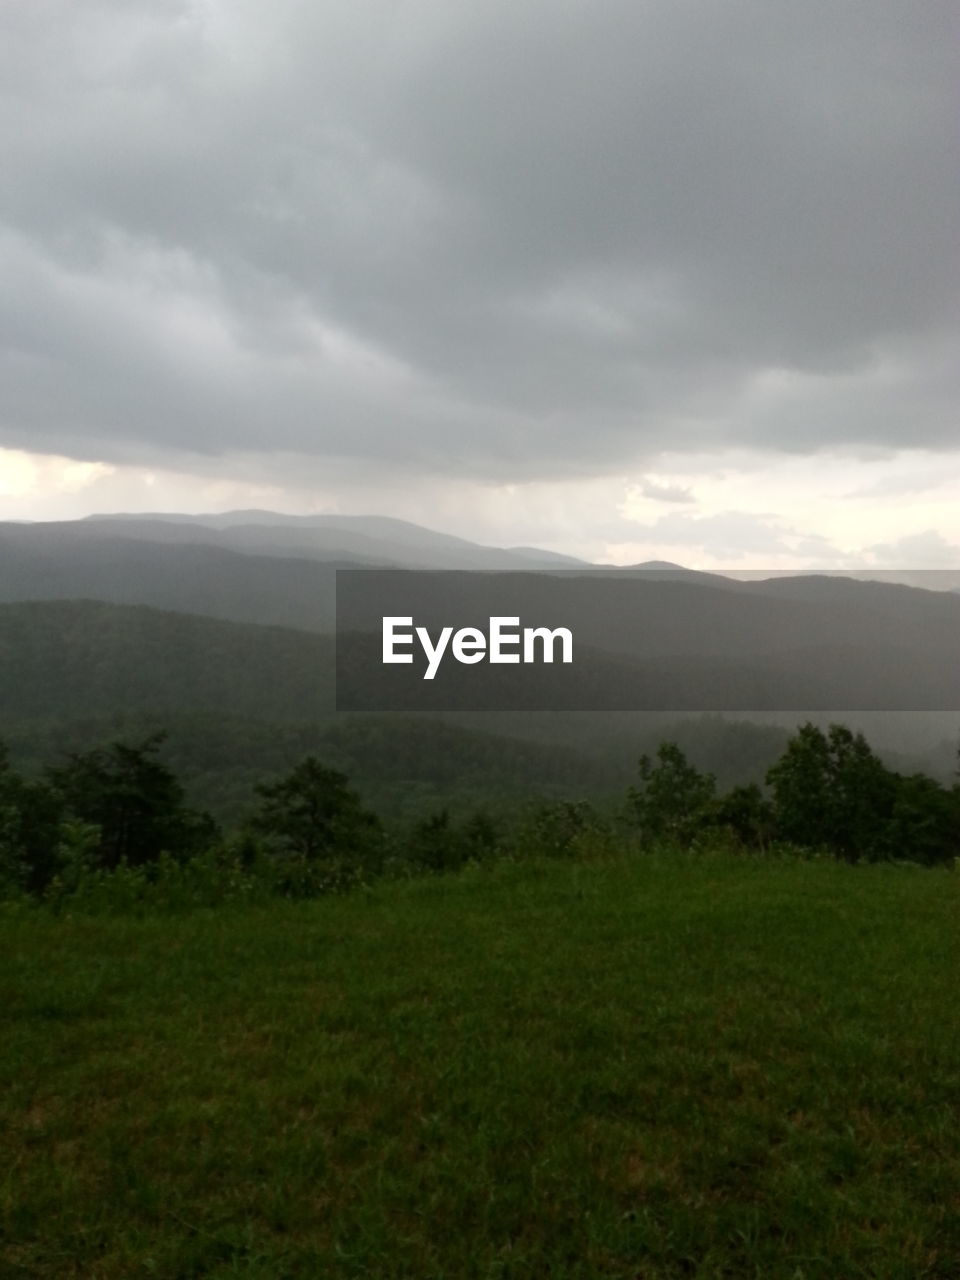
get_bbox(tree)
[0,743,65,895]
[765,722,833,850]
[405,810,464,872]
[628,742,715,847]
[522,799,606,858]
[249,757,380,864]
[766,722,895,860]
[712,782,775,851]
[885,771,960,866]
[47,733,217,870]
[462,810,499,861]
[403,808,500,872]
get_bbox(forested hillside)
[0,600,333,721]
[2,596,957,819]
[0,527,341,630]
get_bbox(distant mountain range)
[0,511,958,714]
[0,523,342,630]
[0,513,721,631]
[81,510,591,570]
[1,511,959,809]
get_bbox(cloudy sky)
[1,0,957,566]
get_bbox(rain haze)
[1,0,957,567]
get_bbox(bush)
[516,799,613,860]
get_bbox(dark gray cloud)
[1,0,957,484]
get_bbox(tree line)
[1,721,957,907]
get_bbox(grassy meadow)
[1,850,959,1278]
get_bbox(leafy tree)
[885,771,960,866]
[765,723,833,850]
[402,808,502,873]
[0,743,65,895]
[628,742,715,846]
[249,757,380,864]
[766,723,895,860]
[827,724,897,858]
[711,782,775,851]
[462,810,500,861]
[47,732,217,870]
[405,810,465,872]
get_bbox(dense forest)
[2,597,958,825]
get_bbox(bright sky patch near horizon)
[1,2,957,568]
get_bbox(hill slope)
[82,511,590,569]
[0,527,341,630]
[0,600,334,722]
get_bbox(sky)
[1,0,958,568]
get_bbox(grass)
[1,850,959,1278]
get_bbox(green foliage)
[44,820,103,899]
[764,722,960,864]
[518,798,613,860]
[0,747,27,897]
[46,732,218,871]
[768,723,928,861]
[0,744,65,895]
[628,742,716,847]
[399,808,503,873]
[403,810,466,873]
[711,781,776,850]
[2,717,959,911]
[41,845,276,916]
[886,770,960,866]
[248,756,382,873]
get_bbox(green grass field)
[2,851,958,1278]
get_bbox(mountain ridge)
[78,510,592,570]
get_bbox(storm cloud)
[1,0,957,488]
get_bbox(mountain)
[0,599,336,724]
[742,573,960,603]
[506,546,591,566]
[0,599,954,823]
[82,511,590,570]
[5,517,960,713]
[614,561,744,587]
[0,599,622,819]
[0,525,341,630]
[336,567,960,667]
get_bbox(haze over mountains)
[83,511,592,570]
[3,511,960,681]
[1,510,958,807]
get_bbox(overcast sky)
[1,0,958,566]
